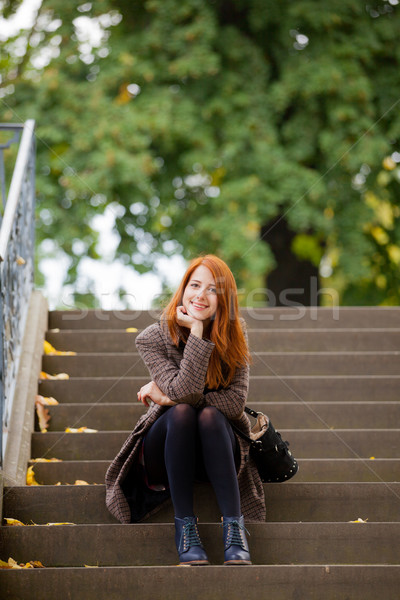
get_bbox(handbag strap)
[244,406,259,419]
[230,406,261,444]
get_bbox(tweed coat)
[105,320,266,523]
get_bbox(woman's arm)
[137,380,177,407]
[203,318,250,420]
[135,323,213,406]
[203,363,249,421]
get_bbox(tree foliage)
[1,0,400,305]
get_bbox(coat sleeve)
[202,317,250,420]
[202,362,249,421]
[135,323,213,407]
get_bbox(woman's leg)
[143,403,198,518]
[197,406,251,565]
[197,406,241,516]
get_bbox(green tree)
[1,0,399,306]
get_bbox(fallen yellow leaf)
[0,557,45,569]
[126,327,138,333]
[6,558,21,569]
[349,518,368,523]
[44,340,56,354]
[65,427,98,433]
[4,518,35,527]
[4,517,75,527]
[26,466,40,486]
[74,480,89,486]
[43,340,76,356]
[0,559,11,568]
[34,395,60,432]
[4,518,25,526]
[30,458,62,463]
[35,397,51,432]
[40,371,70,380]
[84,564,99,568]
[36,395,59,406]
[369,456,375,460]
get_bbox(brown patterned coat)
[105,321,266,523]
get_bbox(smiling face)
[182,264,218,326]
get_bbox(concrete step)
[31,429,400,461]
[48,307,400,330]
[27,458,400,485]
[40,401,400,431]
[1,522,399,566]
[42,351,400,377]
[45,328,400,353]
[1,565,400,600]
[38,375,400,403]
[4,483,400,524]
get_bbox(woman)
[105,255,266,566]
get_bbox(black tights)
[143,404,241,518]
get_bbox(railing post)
[0,120,36,468]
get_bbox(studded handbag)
[231,406,299,483]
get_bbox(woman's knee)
[167,403,197,428]
[197,406,226,433]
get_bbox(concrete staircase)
[1,307,400,599]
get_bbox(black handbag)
[231,406,298,483]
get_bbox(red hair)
[161,255,251,389]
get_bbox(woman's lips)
[191,301,208,310]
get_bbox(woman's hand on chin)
[176,306,203,338]
[137,381,176,407]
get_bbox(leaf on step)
[44,340,76,356]
[74,480,90,485]
[126,327,138,332]
[65,427,98,433]
[36,395,59,406]
[28,561,46,568]
[4,517,74,528]
[45,522,75,526]
[0,559,11,568]
[31,457,62,463]
[84,564,99,568]
[4,518,25,526]
[4,518,36,526]
[40,371,70,380]
[43,340,57,354]
[348,518,368,523]
[26,466,40,486]
[35,397,51,432]
[0,558,45,569]
[369,456,375,460]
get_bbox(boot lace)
[180,518,203,552]
[222,520,250,549]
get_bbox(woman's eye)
[209,287,217,294]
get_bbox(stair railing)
[0,120,36,468]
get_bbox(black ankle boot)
[174,516,209,566]
[222,515,252,565]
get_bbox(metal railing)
[0,120,36,468]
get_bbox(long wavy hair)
[161,255,251,389]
